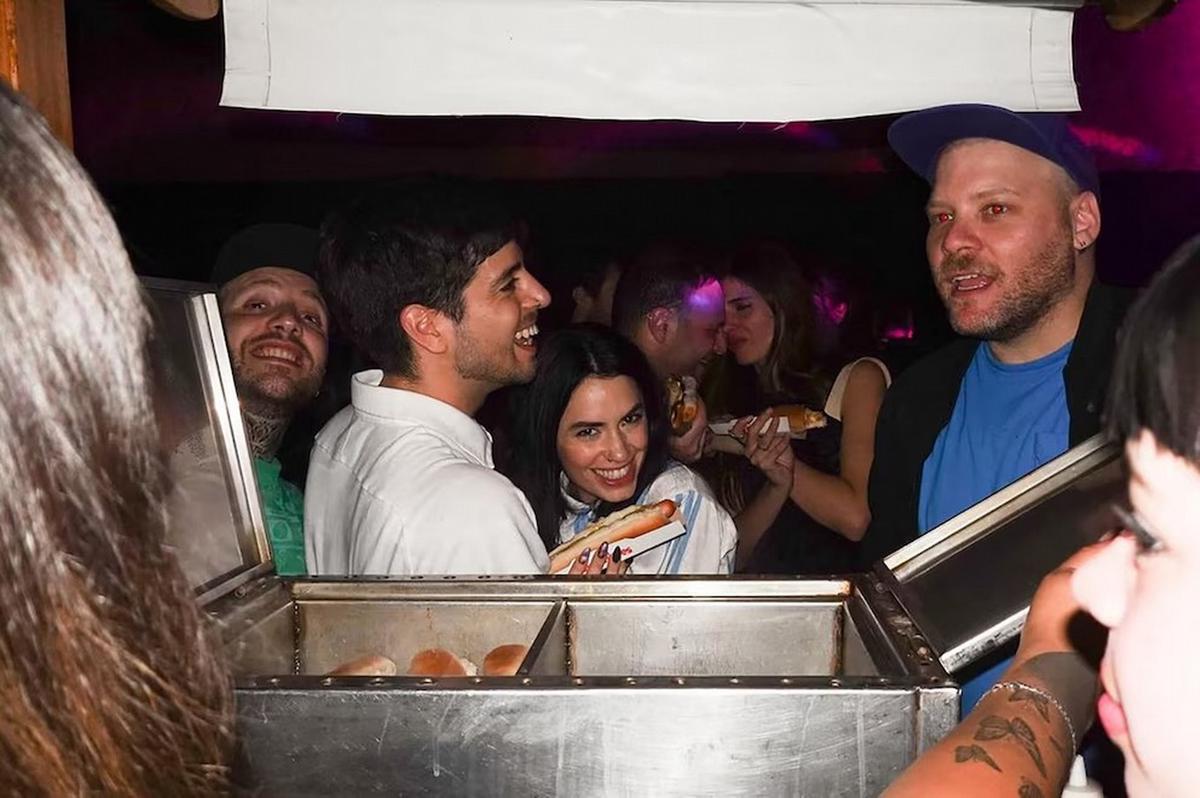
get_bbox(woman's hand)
[732,408,795,488]
[567,541,631,577]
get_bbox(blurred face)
[721,276,775,367]
[453,240,551,389]
[572,263,622,326]
[1072,431,1200,798]
[220,267,329,411]
[668,278,726,377]
[926,139,1078,342]
[556,375,649,505]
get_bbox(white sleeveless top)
[822,357,892,422]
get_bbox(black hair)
[1107,235,1200,461]
[316,187,518,378]
[502,324,671,551]
[611,240,717,337]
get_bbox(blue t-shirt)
[919,339,1073,712]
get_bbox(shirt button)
[1086,401,1097,414]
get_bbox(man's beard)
[230,351,322,417]
[940,230,1077,342]
[453,323,534,388]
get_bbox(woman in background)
[0,85,232,794]
[503,325,737,574]
[705,242,890,573]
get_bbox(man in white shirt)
[304,192,552,575]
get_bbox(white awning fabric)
[221,0,1080,122]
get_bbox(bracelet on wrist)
[983,680,1078,754]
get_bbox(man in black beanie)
[212,223,330,575]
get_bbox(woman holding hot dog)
[503,325,737,574]
[705,242,890,573]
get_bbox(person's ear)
[399,304,450,356]
[647,307,676,345]
[1071,191,1102,252]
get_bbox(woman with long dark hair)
[503,325,736,573]
[0,85,232,794]
[705,241,890,573]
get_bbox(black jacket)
[860,281,1133,565]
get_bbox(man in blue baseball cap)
[860,105,1131,709]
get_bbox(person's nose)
[937,214,981,262]
[524,271,551,310]
[604,429,631,463]
[713,326,728,356]
[1072,535,1138,628]
[270,306,302,337]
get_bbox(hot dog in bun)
[666,376,700,435]
[549,499,677,574]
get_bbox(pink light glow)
[881,324,914,342]
[1069,123,1161,165]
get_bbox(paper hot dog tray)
[551,520,686,574]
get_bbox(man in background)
[612,241,726,463]
[864,104,1130,710]
[213,222,330,575]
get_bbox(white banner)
[221,0,1079,122]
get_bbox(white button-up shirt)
[305,370,549,576]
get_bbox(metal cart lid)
[143,277,273,604]
[879,433,1123,675]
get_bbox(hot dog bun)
[482,644,529,676]
[778,404,827,433]
[548,499,677,574]
[326,654,398,677]
[666,375,700,435]
[407,648,478,677]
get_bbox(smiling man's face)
[219,266,329,413]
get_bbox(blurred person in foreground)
[0,84,232,794]
[887,235,1200,797]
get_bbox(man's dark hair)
[317,188,519,378]
[1107,234,1200,461]
[611,241,716,337]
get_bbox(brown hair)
[0,85,233,795]
[704,241,826,515]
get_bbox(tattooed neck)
[243,406,291,460]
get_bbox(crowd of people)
[2,70,1199,796]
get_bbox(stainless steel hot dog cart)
[148,278,1123,797]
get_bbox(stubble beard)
[942,228,1077,343]
[453,324,534,389]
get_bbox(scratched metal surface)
[223,576,955,795]
[234,684,943,797]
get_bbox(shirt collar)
[560,472,595,514]
[350,369,493,465]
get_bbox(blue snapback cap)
[887,104,1099,196]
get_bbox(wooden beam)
[148,0,220,22]
[0,0,72,147]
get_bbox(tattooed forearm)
[954,744,1002,772]
[973,716,1047,778]
[1017,777,1045,798]
[1048,735,1067,761]
[1006,687,1051,724]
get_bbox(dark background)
[64,0,1200,356]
